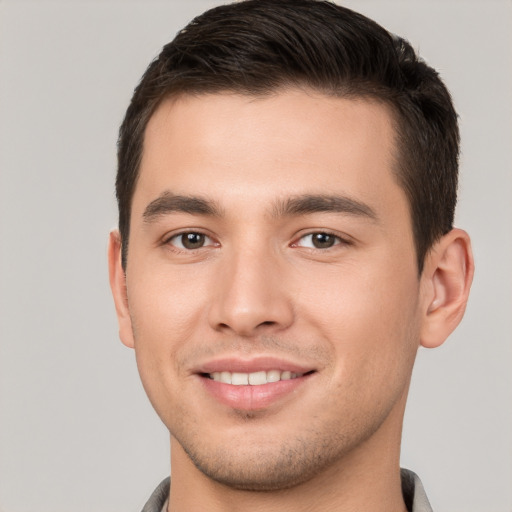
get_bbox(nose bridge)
[208,238,293,335]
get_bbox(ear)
[108,230,135,348]
[420,228,474,349]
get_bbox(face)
[113,89,426,490]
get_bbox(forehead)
[134,89,403,220]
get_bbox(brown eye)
[170,232,210,250]
[312,233,336,248]
[296,232,341,249]
[182,233,205,249]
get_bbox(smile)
[200,366,316,410]
[207,370,304,385]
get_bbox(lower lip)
[200,374,311,410]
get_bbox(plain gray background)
[0,1,511,511]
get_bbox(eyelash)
[292,231,351,250]
[163,230,351,252]
[165,231,217,251]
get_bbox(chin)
[189,453,323,492]
[176,426,357,492]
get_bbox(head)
[116,0,459,274]
[109,0,473,496]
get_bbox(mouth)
[196,359,317,411]
[203,369,312,386]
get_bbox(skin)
[109,88,473,512]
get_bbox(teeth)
[209,370,304,385]
[266,370,281,383]
[232,372,249,385]
[248,371,267,385]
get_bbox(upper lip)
[194,356,316,375]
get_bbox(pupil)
[313,233,334,248]
[183,233,205,249]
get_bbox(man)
[108,1,474,510]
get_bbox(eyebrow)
[271,194,378,221]
[142,192,223,222]
[142,191,377,223]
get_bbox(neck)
[168,392,409,512]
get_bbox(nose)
[207,247,294,337]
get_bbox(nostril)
[208,294,294,336]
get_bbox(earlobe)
[108,230,135,348]
[420,228,474,349]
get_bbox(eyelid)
[163,230,219,250]
[291,230,352,249]
[161,228,352,251]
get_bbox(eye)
[296,232,342,249]
[168,232,215,250]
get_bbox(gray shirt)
[141,468,433,512]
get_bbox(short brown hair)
[117,0,459,272]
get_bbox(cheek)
[127,264,209,339]
[296,259,421,377]
[125,267,211,398]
